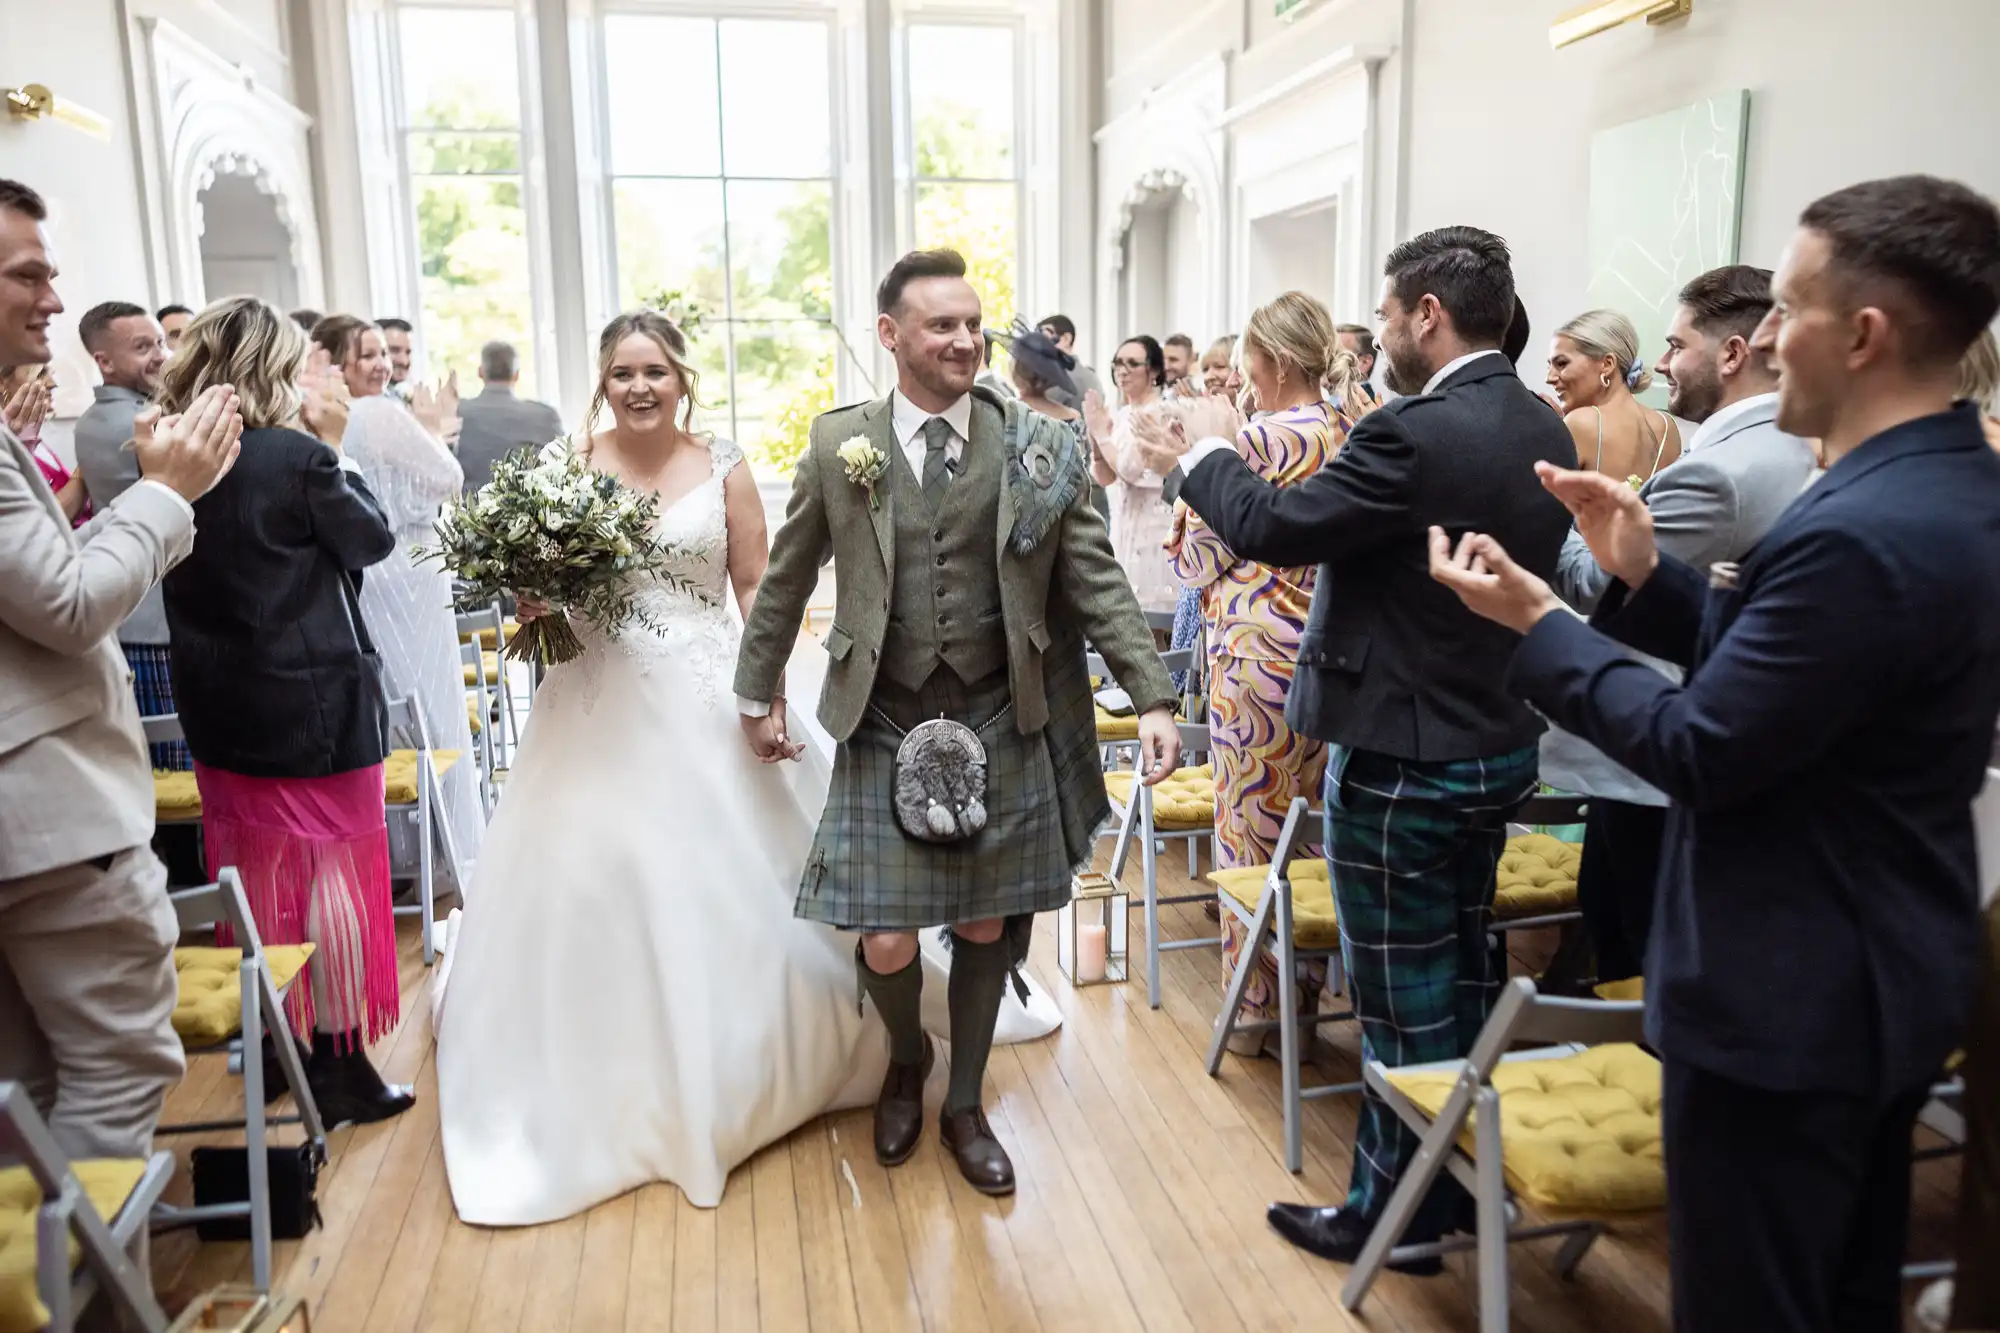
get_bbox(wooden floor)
[149,842,1962,1333]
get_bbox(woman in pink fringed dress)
[157,298,415,1126]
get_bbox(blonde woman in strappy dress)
[1545,309,1682,487]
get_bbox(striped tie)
[921,416,955,509]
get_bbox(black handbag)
[190,1144,324,1241]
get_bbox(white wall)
[0,0,316,429]
[1093,0,1401,364]
[1402,0,2000,364]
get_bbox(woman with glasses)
[1083,334,1179,614]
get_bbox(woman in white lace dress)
[436,311,1055,1223]
[311,316,482,891]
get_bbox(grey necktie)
[921,415,955,509]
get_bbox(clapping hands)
[1535,462,1659,589]
[2,373,51,438]
[300,348,351,448]
[133,385,245,502]
[412,373,462,448]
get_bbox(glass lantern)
[1056,871,1129,986]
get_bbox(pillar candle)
[1077,923,1108,983]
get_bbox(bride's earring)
[1600,373,1612,390]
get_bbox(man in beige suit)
[0,178,245,1159]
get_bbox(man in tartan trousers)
[1135,228,1577,1267]
[734,249,1179,1195]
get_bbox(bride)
[436,311,1055,1224]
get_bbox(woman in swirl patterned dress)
[1169,292,1362,1054]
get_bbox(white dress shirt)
[889,388,969,477]
[737,389,972,720]
[1682,391,1779,456]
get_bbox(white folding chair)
[1096,712,1221,1009]
[1204,796,1361,1171]
[0,1084,174,1333]
[1088,647,1197,773]
[457,601,517,772]
[455,617,499,814]
[151,868,327,1293]
[1341,977,1655,1332]
[385,695,462,965]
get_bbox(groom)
[735,249,1180,1194]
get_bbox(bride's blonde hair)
[583,309,705,437]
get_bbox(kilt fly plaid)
[796,666,1074,931]
[1325,743,1539,1235]
[125,643,190,770]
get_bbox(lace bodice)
[570,437,744,710]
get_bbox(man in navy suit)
[1430,175,2000,1333]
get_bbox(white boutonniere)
[836,435,889,510]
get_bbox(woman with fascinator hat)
[1001,322,1112,522]
[1544,308,1682,486]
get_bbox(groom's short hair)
[1383,225,1515,344]
[878,249,969,317]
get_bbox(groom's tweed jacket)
[737,389,1173,924]
[736,387,1173,739]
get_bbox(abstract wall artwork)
[1587,90,1750,407]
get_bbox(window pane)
[681,325,732,442]
[411,176,535,392]
[718,20,831,178]
[909,25,1013,180]
[613,179,727,315]
[409,130,520,176]
[915,182,1017,324]
[399,7,520,129]
[730,323,836,479]
[603,16,720,177]
[726,181,832,322]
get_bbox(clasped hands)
[1429,463,1662,633]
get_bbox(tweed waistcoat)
[878,425,1009,692]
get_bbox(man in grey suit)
[72,301,182,769]
[1552,264,1817,978]
[0,179,245,1159]
[455,340,564,495]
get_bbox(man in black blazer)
[1133,227,1577,1266]
[1430,176,2000,1333]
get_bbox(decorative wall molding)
[134,16,324,308]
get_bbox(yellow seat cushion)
[1594,977,1645,1003]
[1493,834,1582,919]
[458,621,516,650]
[383,749,462,805]
[172,944,316,1045]
[1208,858,1340,949]
[467,698,482,735]
[157,756,465,818]
[153,770,203,822]
[1385,1044,1665,1214]
[1103,764,1214,831]
[1094,706,1141,742]
[462,651,502,687]
[0,1159,148,1332]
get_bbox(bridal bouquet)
[426,441,676,666]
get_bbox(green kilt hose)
[796,665,1074,931]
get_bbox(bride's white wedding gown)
[436,437,1057,1225]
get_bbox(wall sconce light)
[3,84,111,140]
[1550,0,1692,49]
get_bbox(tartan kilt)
[796,666,1073,931]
